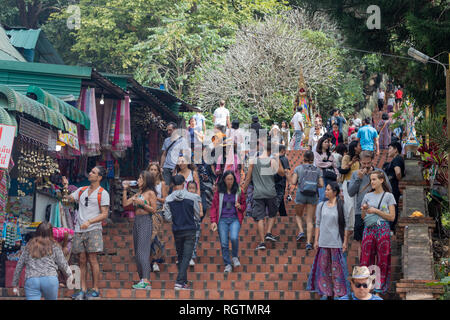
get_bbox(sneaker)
[174,282,191,290]
[231,257,241,267]
[85,289,100,300]
[132,280,151,290]
[152,263,160,272]
[189,258,195,266]
[224,264,232,273]
[71,290,85,300]
[256,242,266,250]
[296,232,305,242]
[305,243,313,251]
[264,233,279,242]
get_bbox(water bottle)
[129,180,138,187]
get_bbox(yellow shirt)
[341,155,360,182]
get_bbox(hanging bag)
[322,154,337,181]
[364,192,386,227]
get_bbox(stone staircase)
[0,149,402,300]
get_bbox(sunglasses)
[353,282,369,288]
[84,197,89,207]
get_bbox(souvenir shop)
[0,85,81,287]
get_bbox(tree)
[191,10,358,125]
[289,0,450,110]
[135,0,287,98]
[0,0,67,28]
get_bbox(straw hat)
[349,266,377,290]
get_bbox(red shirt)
[395,89,403,99]
[348,126,356,137]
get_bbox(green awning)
[27,85,90,129]
[0,85,67,131]
[0,107,18,136]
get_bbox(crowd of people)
[11,96,406,301]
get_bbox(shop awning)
[0,85,68,131]
[27,85,90,129]
[0,106,18,136]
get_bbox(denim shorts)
[295,192,319,205]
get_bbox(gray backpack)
[299,164,320,196]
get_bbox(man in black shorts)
[242,140,285,250]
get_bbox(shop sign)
[0,124,16,169]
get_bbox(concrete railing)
[395,159,444,299]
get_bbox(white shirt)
[309,128,325,152]
[193,113,206,131]
[291,112,304,131]
[352,118,362,128]
[378,91,385,100]
[71,186,110,233]
[213,107,230,127]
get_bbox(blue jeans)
[24,276,59,300]
[218,217,241,266]
[294,130,303,150]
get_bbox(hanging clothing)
[80,88,101,156]
[101,99,114,149]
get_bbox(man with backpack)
[242,139,285,250]
[289,151,324,251]
[62,166,110,300]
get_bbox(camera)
[287,195,292,202]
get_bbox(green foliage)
[428,258,450,300]
[289,0,450,112]
[416,115,450,153]
[134,0,288,98]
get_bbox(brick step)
[102,239,365,250]
[75,279,313,290]
[58,288,318,300]
[98,270,401,283]
[97,270,402,283]
[0,287,317,300]
[98,271,311,281]
[99,254,357,265]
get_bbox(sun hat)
[349,266,377,291]
[351,266,372,279]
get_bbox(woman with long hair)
[123,171,157,289]
[173,155,200,195]
[360,171,396,296]
[307,182,350,300]
[147,162,167,273]
[210,171,246,273]
[290,150,324,251]
[314,136,338,201]
[12,221,72,300]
